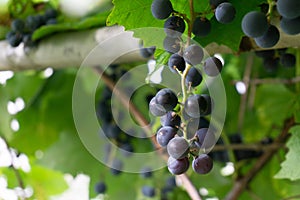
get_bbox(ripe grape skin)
[186,117,210,138]
[192,154,213,174]
[142,186,156,197]
[183,44,204,65]
[163,36,181,53]
[160,111,181,128]
[280,17,300,35]
[156,126,177,147]
[151,0,173,20]
[194,128,216,150]
[167,156,190,175]
[263,57,279,72]
[241,11,268,38]
[140,46,156,58]
[185,67,203,87]
[164,16,186,38]
[94,181,107,194]
[215,2,236,24]
[155,88,178,112]
[149,97,167,116]
[167,137,190,159]
[11,19,25,32]
[184,94,213,118]
[255,50,275,58]
[7,33,23,47]
[276,0,300,19]
[168,53,186,73]
[140,167,153,178]
[280,53,296,67]
[192,17,211,37]
[203,56,223,76]
[254,25,280,48]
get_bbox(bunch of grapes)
[255,49,296,72]
[5,8,58,48]
[241,0,300,48]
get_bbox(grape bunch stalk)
[149,0,225,175]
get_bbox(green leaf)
[255,84,295,126]
[9,71,76,154]
[32,12,108,41]
[27,164,68,199]
[275,126,300,181]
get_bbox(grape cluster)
[241,0,300,48]
[255,49,296,72]
[6,8,58,48]
[150,0,226,176]
[149,87,218,175]
[97,65,136,175]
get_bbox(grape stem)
[187,0,195,46]
[296,49,300,92]
[225,117,295,200]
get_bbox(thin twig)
[94,66,202,200]
[232,76,300,86]
[225,117,295,200]
[237,54,254,132]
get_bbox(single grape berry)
[94,181,107,194]
[8,33,23,47]
[164,16,186,38]
[149,97,167,116]
[167,137,189,159]
[203,56,223,76]
[186,117,210,138]
[280,53,296,67]
[151,0,173,20]
[160,111,181,128]
[192,17,211,37]
[156,126,177,147]
[192,154,213,174]
[168,53,186,73]
[280,17,300,35]
[183,44,204,65]
[254,25,280,48]
[155,88,178,112]
[184,94,213,118]
[194,128,216,150]
[276,0,300,19]
[241,11,268,38]
[140,46,156,58]
[185,67,203,87]
[163,36,181,53]
[215,2,236,24]
[142,186,156,197]
[110,159,123,175]
[167,156,190,175]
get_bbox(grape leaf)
[275,126,300,181]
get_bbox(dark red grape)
[155,88,178,112]
[167,156,190,175]
[194,128,216,150]
[151,0,173,20]
[241,11,268,38]
[215,2,236,24]
[192,154,213,174]
[203,56,223,76]
[164,16,186,38]
[156,126,177,147]
[167,137,189,159]
[185,67,203,87]
[192,17,211,37]
[276,0,300,19]
[280,17,300,35]
[168,53,186,73]
[183,44,204,65]
[254,25,280,48]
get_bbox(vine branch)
[225,117,295,200]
